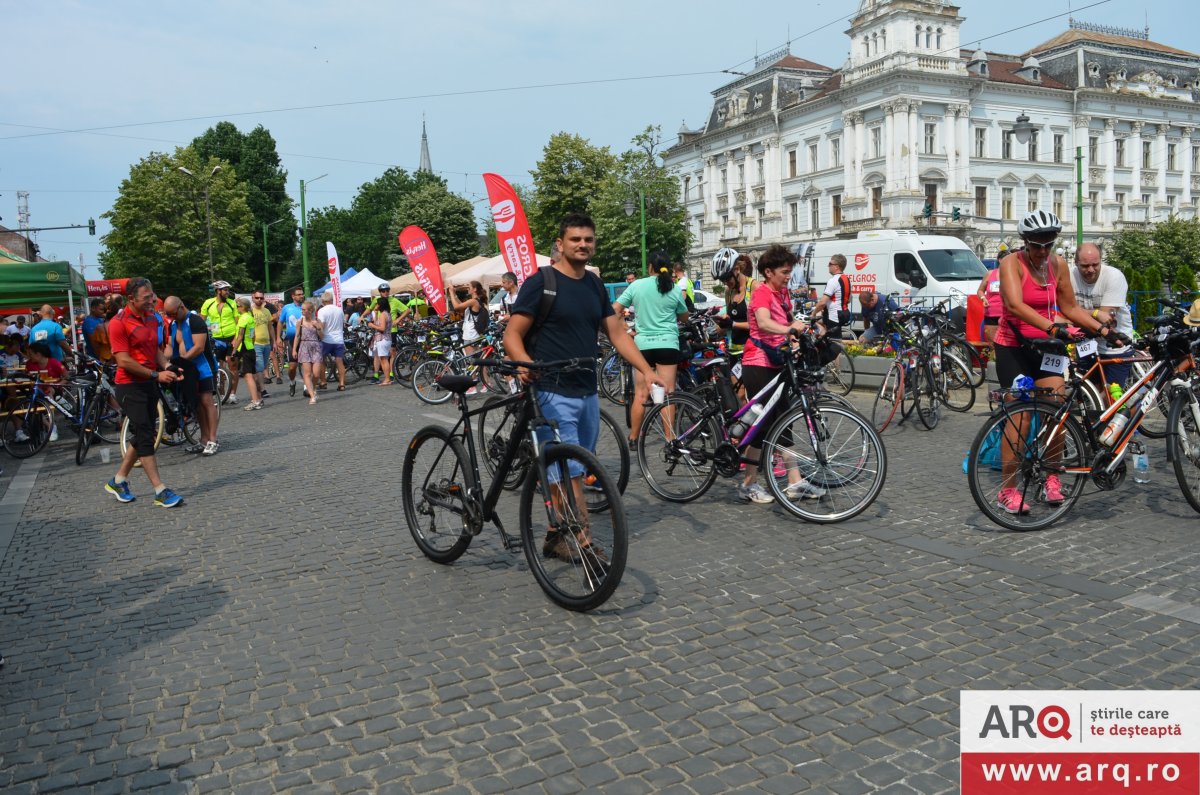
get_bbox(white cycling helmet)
[711,247,739,281]
[1017,209,1062,237]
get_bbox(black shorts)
[214,337,235,357]
[983,316,1000,326]
[115,381,159,457]
[239,348,257,375]
[994,343,1063,387]
[641,347,682,367]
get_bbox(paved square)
[2,381,1198,793]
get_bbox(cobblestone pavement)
[1,377,1198,794]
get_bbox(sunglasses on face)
[1025,238,1057,251]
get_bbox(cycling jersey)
[279,302,304,339]
[200,296,238,338]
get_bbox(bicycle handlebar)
[476,357,594,373]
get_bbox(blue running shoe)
[105,479,135,503]
[154,488,183,509]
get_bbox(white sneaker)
[49,425,58,442]
[784,479,827,500]
[13,429,29,443]
[201,441,219,456]
[736,483,774,504]
[243,400,263,411]
[225,394,239,405]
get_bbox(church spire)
[418,116,433,174]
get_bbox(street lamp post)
[178,165,222,284]
[262,217,290,293]
[623,189,647,275]
[299,173,328,296]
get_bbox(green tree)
[388,183,480,274]
[192,122,295,289]
[528,133,617,250]
[1108,217,1200,295]
[590,126,691,280]
[99,147,254,304]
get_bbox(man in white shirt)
[315,292,347,391]
[498,272,519,319]
[5,316,29,347]
[1070,242,1135,387]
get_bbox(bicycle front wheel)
[966,401,1088,532]
[763,404,886,523]
[599,351,626,406]
[589,409,630,514]
[401,425,475,563]
[915,363,941,430]
[636,393,721,503]
[412,359,454,405]
[75,394,105,465]
[1168,390,1200,514]
[119,400,165,460]
[519,443,627,611]
[940,352,976,413]
[871,362,904,433]
[477,395,529,490]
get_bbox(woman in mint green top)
[613,252,689,446]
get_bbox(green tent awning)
[0,260,87,309]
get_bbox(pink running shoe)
[1042,475,1064,505]
[997,487,1030,515]
[772,453,787,478]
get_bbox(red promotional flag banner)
[483,173,538,285]
[326,242,342,306]
[397,225,447,317]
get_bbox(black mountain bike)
[402,358,628,611]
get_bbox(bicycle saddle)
[436,374,477,394]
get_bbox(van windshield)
[918,249,989,281]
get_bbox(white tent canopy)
[451,253,552,288]
[335,268,389,299]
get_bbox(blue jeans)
[254,344,271,373]
[536,390,599,482]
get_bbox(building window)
[1193,145,1200,172]
[789,202,799,232]
[1089,136,1099,165]
[1002,187,1014,219]
[810,198,820,230]
[787,150,797,178]
[1168,143,1177,171]
[975,185,987,217]
[756,157,765,184]
[1027,188,1039,212]
[974,128,987,158]
[831,138,841,168]
[1029,131,1039,162]
[915,28,921,48]
[1053,189,1064,217]
[924,184,938,224]
[757,208,766,237]
[872,186,883,218]
[1167,194,1176,213]
[924,123,936,155]
[936,28,942,49]
[1142,141,1152,169]
[1115,192,1125,220]
[1053,134,1064,163]
[1002,131,1013,160]
[832,194,843,226]
[807,143,818,172]
[871,127,882,159]
[737,163,745,188]
[721,168,728,192]
[683,176,690,200]
[925,27,932,48]
[1089,191,1099,224]
[1115,139,1125,168]
[864,38,871,59]
[1141,193,1150,205]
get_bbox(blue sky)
[1,0,1190,279]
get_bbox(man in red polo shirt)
[105,277,184,508]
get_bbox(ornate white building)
[663,0,1200,266]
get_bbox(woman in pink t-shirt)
[737,245,826,505]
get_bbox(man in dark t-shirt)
[503,213,661,564]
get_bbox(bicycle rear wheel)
[477,395,529,490]
[915,363,940,429]
[763,404,886,523]
[1,396,52,459]
[599,351,626,406]
[966,402,1088,531]
[944,336,987,388]
[402,425,475,563]
[75,394,105,465]
[1168,391,1200,514]
[636,393,721,503]
[346,349,370,383]
[871,362,904,433]
[119,400,166,459]
[519,443,627,611]
[824,355,855,396]
[939,352,976,413]
[412,359,454,405]
[588,409,630,514]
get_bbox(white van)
[801,230,988,308]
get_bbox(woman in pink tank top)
[989,211,1110,517]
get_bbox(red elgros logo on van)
[854,253,870,271]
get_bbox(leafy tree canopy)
[1108,216,1200,296]
[528,133,617,251]
[388,183,480,274]
[99,146,254,305]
